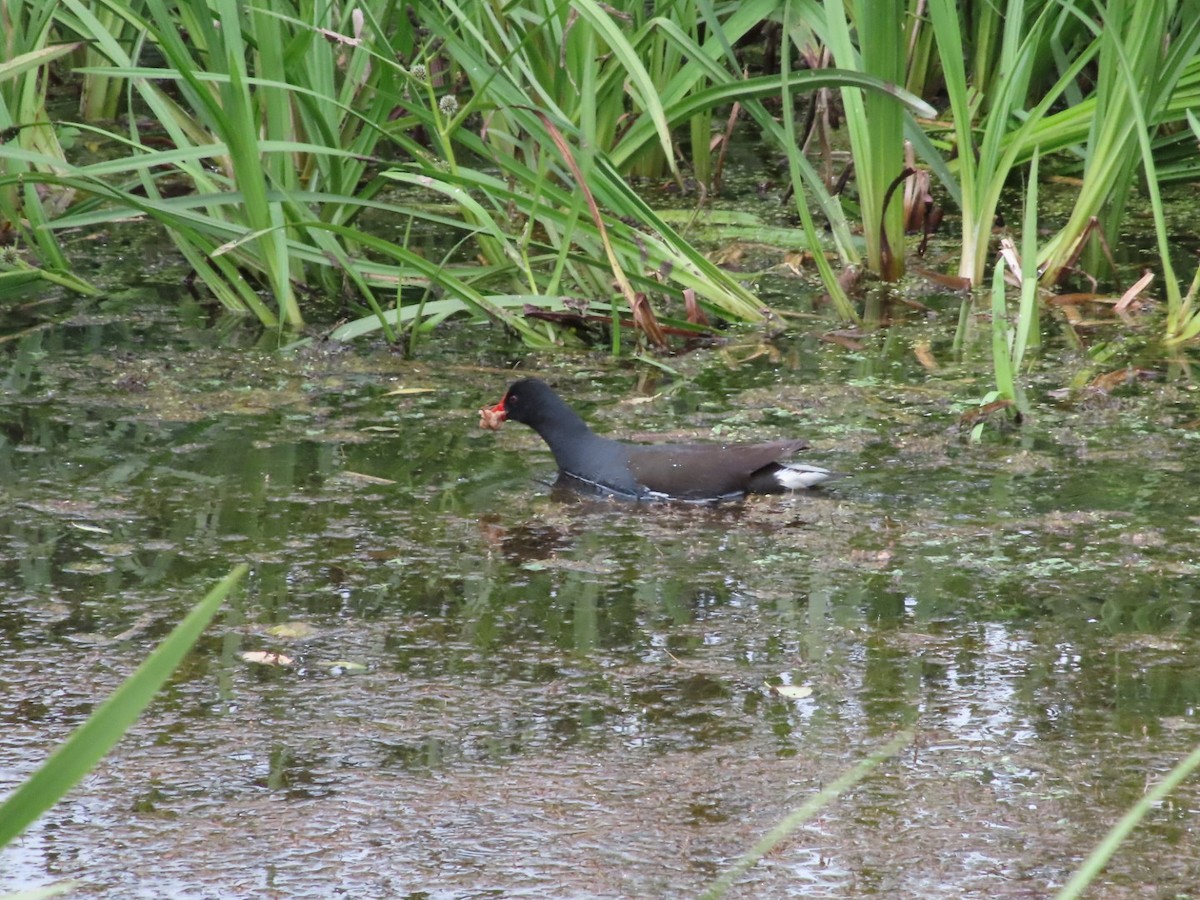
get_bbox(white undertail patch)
[775,463,841,489]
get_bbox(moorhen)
[480,378,841,502]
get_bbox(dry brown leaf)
[959,399,1014,426]
[820,331,866,351]
[1090,367,1154,393]
[914,340,939,371]
[630,292,669,348]
[683,288,709,326]
[1114,270,1154,313]
[915,268,973,291]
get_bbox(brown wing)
[624,439,809,500]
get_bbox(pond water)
[2,291,1200,898]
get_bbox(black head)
[495,378,561,427]
[484,378,594,443]
[483,379,633,492]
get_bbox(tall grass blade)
[781,0,857,321]
[825,0,907,279]
[990,263,1016,403]
[1056,741,1200,900]
[1040,3,1200,284]
[1012,149,1041,369]
[700,730,913,899]
[0,564,248,848]
[0,45,81,84]
[987,149,1040,417]
[929,0,1096,287]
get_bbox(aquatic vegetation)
[0,0,1197,368]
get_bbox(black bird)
[481,378,841,502]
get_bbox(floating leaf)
[62,613,157,647]
[770,683,813,700]
[914,340,939,371]
[242,651,294,667]
[266,622,317,639]
[340,471,397,486]
[325,660,367,674]
[61,562,113,575]
[69,522,113,535]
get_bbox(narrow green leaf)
[1057,741,1200,900]
[0,565,248,848]
[0,43,82,84]
[701,731,913,899]
[991,262,1015,401]
[1012,149,1040,368]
